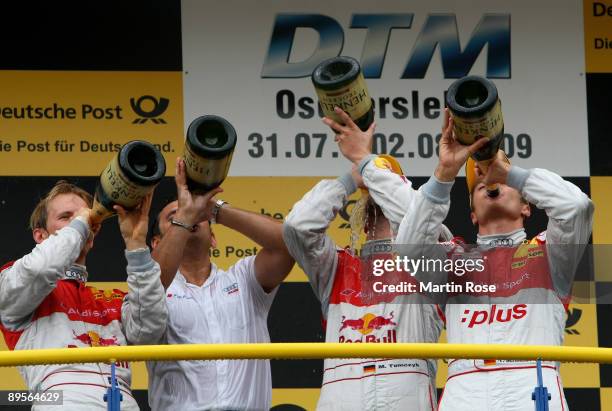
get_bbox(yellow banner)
[601,388,612,411]
[272,388,320,409]
[210,176,364,282]
[584,0,612,72]
[0,71,183,176]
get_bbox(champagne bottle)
[183,115,236,193]
[92,140,166,223]
[446,75,504,197]
[312,56,374,131]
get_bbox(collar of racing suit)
[360,238,392,258]
[476,228,526,248]
[62,263,88,283]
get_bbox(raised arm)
[323,108,421,233]
[0,214,89,329]
[325,107,486,244]
[213,205,294,292]
[283,175,355,307]
[116,193,168,344]
[151,158,221,289]
[484,157,594,295]
[505,166,593,245]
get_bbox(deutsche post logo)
[130,95,169,124]
[565,307,581,335]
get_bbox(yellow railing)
[1,343,611,367]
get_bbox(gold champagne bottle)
[446,75,504,197]
[92,141,166,223]
[312,56,374,131]
[183,115,236,192]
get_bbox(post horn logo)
[338,199,357,229]
[130,95,169,124]
[565,307,582,335]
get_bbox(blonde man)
[0,180,167,410]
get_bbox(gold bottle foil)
[315,72,372,125]
[92,156,156,223]
[452,100,504,145]
[183,141,233,189]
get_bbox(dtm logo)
[130,95,169,124]
[262,13,510,79]
[461,304,527,328]
[339,312,397,343]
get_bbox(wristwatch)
[210,199,228,224]
[170,218,198,232]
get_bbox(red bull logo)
[72,330,119,347]
[88,287,125,302]
[338,312,397,343]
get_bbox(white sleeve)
[121,248,168,345]
[283,177,353,316]
[359,155,453,244]
[234,255,278,315]
[507,166,594,296]
[360,155,416,234]
[395,176,454,245]
[0,218,88,330]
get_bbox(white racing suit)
[0,217,168,410]
[284,158,451,411]
[392,165,593,411]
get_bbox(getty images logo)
[130,95,170,124]
[261,13,510,79]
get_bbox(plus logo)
[461,304,527,328]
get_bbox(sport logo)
[223,283,240,295]
[461,304,527,328]
[130,95,169,124]
[338,312,397,343]
[88,287,124,302]
[71,330,119,347]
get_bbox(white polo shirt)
[147,256,277,411]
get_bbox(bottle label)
[452,100,504,145]
[315,73,372,124]
[183,143,232,187]
[98,156,152,208]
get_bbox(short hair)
[29,180,93,230]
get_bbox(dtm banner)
[181,0,588,177]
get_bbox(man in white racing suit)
[438,152,593,410]
[0,181,167,410]
[283,107,487,410]
[393,110,594,410]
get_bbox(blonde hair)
[29,180,93,230]
[349,194,369,252]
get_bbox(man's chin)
[186,234,209,248]
[480,203,514,220]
